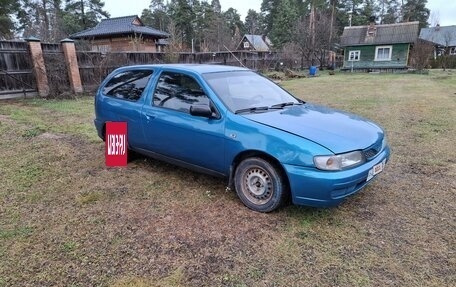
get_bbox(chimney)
[367,16,377,36]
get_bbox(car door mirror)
[190,104,213,118]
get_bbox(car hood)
[242,104,383,154]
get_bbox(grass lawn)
[0,70,455,287]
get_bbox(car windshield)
[203,71,300,113]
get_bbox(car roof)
[118,64,250,74]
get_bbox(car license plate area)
[366,159,386,182]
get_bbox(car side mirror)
[190,104,213,118]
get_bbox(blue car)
[94,64,390,212]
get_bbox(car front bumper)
[94,119,104,140]
[283,147,391,207]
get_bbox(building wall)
[90,37,158,52]
[343,43,410,70]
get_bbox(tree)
[293,8,334,68]
[410,39,433,70]
[193,0,218,51]
[211,0,221,13]
[260,0,280,36]
[168,0,195,49]
[64,0,110,31]
[244,9,263,35]
[377,0,401,23]
[0,0,21,39]
[402,0,430,29]
[360,0,380,24]
[141,0,170,31]
[270,0,298,48]
[224,8,244,38]
[18,0,67,42]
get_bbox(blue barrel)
[309,66,317,76]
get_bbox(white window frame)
[375,45,393,61]
[243,41,250,49]
[348,50,360,61]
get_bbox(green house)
[340,21,419,72]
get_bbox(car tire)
[234,157,288,212]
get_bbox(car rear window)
[103,70,153,101]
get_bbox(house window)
[375,46,392,61]
[243,41,250,49]
[348,50,360,61]
[450,47,456,55]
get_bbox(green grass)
[0,71,455,286]
[0,226,33,240]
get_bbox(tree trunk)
[42,0,49,41]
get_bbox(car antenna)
[223,45,247,68]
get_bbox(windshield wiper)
[270,102,302,109]
[235,106,269,114]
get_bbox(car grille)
[363,138,383,160]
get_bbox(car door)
[98,68,154,146]
[140,70,226,174]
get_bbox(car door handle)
[145,113,156,120]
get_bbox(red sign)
[105,122,127,167]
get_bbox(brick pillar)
[26,37,49,97]
[61,38,83,93]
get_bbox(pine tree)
[360,0,380,24]
[402,0,430,28]
[141,0,170,31]
[379,0,401,24]
[65,0,109,30]
[168,0,195,48]
[260,0,280,36]
[270,0,298,48]
[0,0,21,38]
[211,0,221,13]
[244,9,263,35]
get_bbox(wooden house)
[70,15,168,52]
[237,35,272,52]
[340,21,419,72]
[419,25,456,58]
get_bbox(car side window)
[153,72,209,113]
[103,70,153,101]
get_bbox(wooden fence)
[0,41,37,99]
[0,39,318,98]
[76,50,282,92]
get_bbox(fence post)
[26,37,49,97]
[61,38,83,93]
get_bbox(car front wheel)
[234,157,288,212]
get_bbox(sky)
[103,0,456,27]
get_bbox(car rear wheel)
[234,157,288,212]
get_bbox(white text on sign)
[107,134,126,156]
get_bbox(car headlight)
[314,151,365,171]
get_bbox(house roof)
[340,21,419,47]
[70,15,169,39]
[419,25,456,46]
[240,35,272,51]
